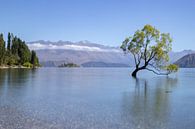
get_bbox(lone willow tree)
[121,24,178,77]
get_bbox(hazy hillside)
[169,50,195,63]
[175,53,195,68]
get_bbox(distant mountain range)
[27,40,195,67]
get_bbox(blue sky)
[0,0,195,51]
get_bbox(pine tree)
[7,32,11,52]
[0,34,6,65]
[11,36,19,56]
[31,50,39,67]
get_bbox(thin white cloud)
[27,43,120,53]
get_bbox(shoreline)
[0,66,39,69]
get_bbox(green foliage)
[7,32,11,52]
[18,41,31,64]
[31,50,39,67]
[58,63,79,67]
[11,37,31,64]
[0,34,6,65]
[0,32,40,68]
[121,24,178,77]
[5,54,18,65]
[23,62,33,68]
[11,36,19,56]
[165,64,178,73]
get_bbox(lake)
[0,68,195,129]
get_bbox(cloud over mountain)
[27,41,120,53]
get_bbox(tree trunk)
[132,69,139,78]
[132,66,146,78]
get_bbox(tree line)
[0,32,39,68]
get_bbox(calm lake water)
[0,68,195,129]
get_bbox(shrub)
[23,62,33,68]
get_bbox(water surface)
[0,68,195,129]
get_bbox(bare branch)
[146,68,169,75]
[137,51,143,67]
[133,53,138,66]
[146,51,156,64]
[148,63,161,72]
[143,35,151,63]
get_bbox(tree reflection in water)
[0,69,37,100]
[121,77,178,129]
